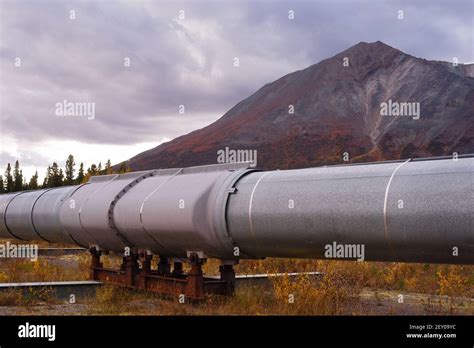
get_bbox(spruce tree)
[105,159,112,174]
[58,168,65,184]
[49,163,63,187]
[76,162,85,184]
[51,163,58,187]
[43,166,52,188]
[89,164,97,176]
[65,154,75,185]
[28,171,39,190]
[13,160,23,192]
[76,162,84,185]
[4,163,14,192]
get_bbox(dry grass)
[0,256,90,283]
[0,287,57,307]
[0,241,472,315]
[79,258,473,315]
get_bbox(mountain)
[123,41,474,171]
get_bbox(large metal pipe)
[0,157,472,264]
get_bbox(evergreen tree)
[105,159,113,174]
[64,154,75,185]
[4,163,14,192]
[0,175,3,193]
[43,166,51,187]
[89,164,97,176]
[51,163,63,187]
[13,160,23,192]
[59,169,64,183]
[76,162,85,184]
[28,171,39,190]
[22,172,29,190]
[97,162,102,175]
[82,163,98,183]
[44,162,63,188]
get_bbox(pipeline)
[0,157,473,264]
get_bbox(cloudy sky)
[1,0,472,181]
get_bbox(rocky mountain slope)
[123,41,474,170]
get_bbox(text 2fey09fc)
[0,156,473,265]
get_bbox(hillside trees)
[2,156,129,192]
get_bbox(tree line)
[0,155,131,193]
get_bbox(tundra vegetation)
[0,238,472,315]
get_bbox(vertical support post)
[125,253,139,287]
[120,256,127,271]
[219,263,236,296]
[172,261,183,276]
[89,247,102,281]
[141,254,152,276]
[185,253,204,300]
[157,257,171,275]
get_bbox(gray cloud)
[0,150,50,168]
[0,0,472,169]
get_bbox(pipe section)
[0,158,471,264]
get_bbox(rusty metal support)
[124,253,139,287]
[89,247,102,280]
[157,257,171,275]
[89,250,234,300]
[219,264,236,295]
[140,254,152,276]
[184,253,204,300]
[172,261,183,276]
[120,256,127,271]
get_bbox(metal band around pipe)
[383,159,411,250]
[108,171,156,247]
[3,192,27,240]
[248,171,274,247]
[30,188,56,242]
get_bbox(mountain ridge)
[120,41,474,171]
